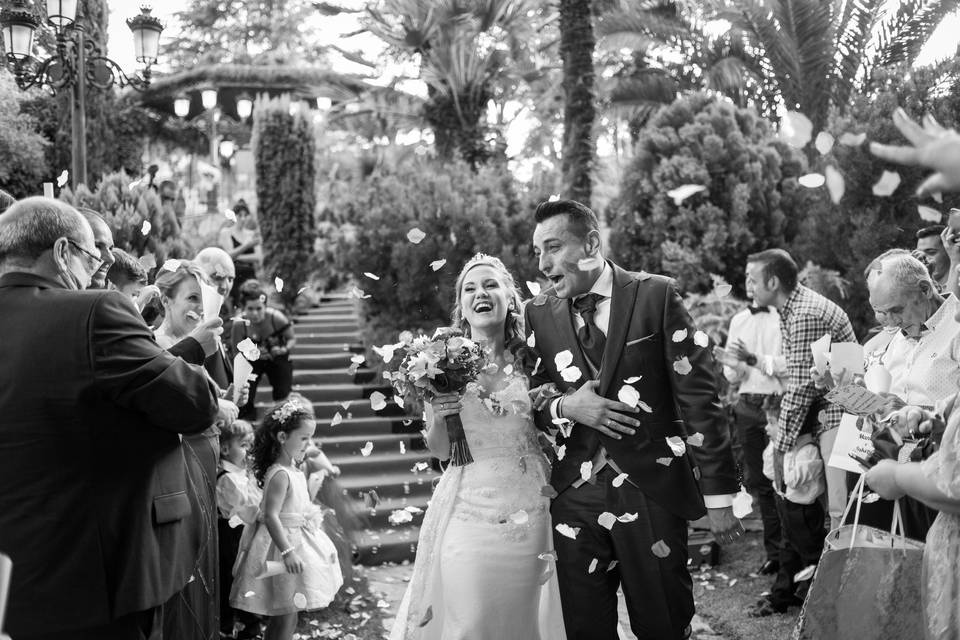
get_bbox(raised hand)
[870,108,960,197]
[187,317,224,357]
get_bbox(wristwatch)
[745,354,758,367]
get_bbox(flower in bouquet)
[383,327,486,465]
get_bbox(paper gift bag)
[795,477,925,640]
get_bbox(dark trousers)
[552,467,693,640]
[218,517,261,637]
[19,607,160,640]
[239,355,293,420]
[768,495,826,608]
[733,393,781,562]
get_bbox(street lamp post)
[0,1,163,188]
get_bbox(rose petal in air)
[673,357,692,375]
[607,560,619,571]
[274,276,284,293]
[623,376,642,384]
[556,445,566,461]
[588,558,599,573]
[612,472,629,488]
[430,259,447,271]
[244,590,256,598]
[686,433,704,447]
[161,259,181,272]
[293,592,308,608]
[714,283,733,297]
[838,131,866,146]
[872,170,901,197]
[693,331,709,348]
[862,492,880,504]
[637,401,653,413]
[580,461,593,482]
[555,523,580,539]
[140,220,152,236]
[538,550,558,562]
[666,184,707,206]
[932,192,944,203]
[509,510,529,525]
[617,385,640,407]
[363,272,380,280]
[527,332,536,348]
[656,457,674,466]
[57,169,69,187]
[331,412,343,427]
[527,281,542,296]
[779,111,813,148]
[360,442,374,456]
[561,366,582,382]
[351,354,365,365]
[793,565,816,582]
[671,329,688,342]
[918,205,942,223]
[798,173,826,188]
[666,436,686,456]
[407,228,426,244]
[554,350,574,371]
[732,488,754,519]
[369,391,388,411]
[617,512,638,523]
[597,512,617,530]
[651,540,671,558]
[814,131,834,155]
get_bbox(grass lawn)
[693,530,800,639]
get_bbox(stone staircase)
[255,293,438,565]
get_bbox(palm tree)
[560,0,597,205]
[365,0,542,166]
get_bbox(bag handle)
[889,500,908,548]
[837,475,867,549]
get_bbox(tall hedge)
[607,92,812,296]
[334,160,542,333]
[252,95,317,307]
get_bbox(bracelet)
[556,396,565,420]
[280,546,295,557]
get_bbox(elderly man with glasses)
[0,197,221,640]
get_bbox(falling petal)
[555,523,580,539]
[388,509,413,525]
[538,550,558,562]
[224,209,237,222]
[532,357,542,375]
[274,277,284,293]
[656,457,674,466]
[399,441,406,454]
[369,391,388,411]
[666,184,707,206]
[561,366,582,382]
[548,194,560,202]
[693,331,709,348]
[351,354,365,365]
[527,281,542,296]
[293,593,308,608]
[862,492,880,504]
[637,401,653,413]
[798,173,826,188]
[671,329,688,342]
[340,400,352,410]
[714,283,732,297]
[556,445,566,461]
[349,286,371,300]
[360,442,374,456]
[363,489,380,509]
[527,332,536,348]
[918,205,942,222]
[872,170,901,197]
[588,558,599,573]
[509,510,529,525]
[732,488,754,518]
[418,606,433,627]
[686,433,704,447]
[331,412,343,427]
[244,590,256,598]
[138,253,157,270]
[394,395,405,408]
[540,485,559,499]
[236,338,259,361]
[825,165,845,204]
[617,512,638,523]
[651,540,671,558]
[554,350,574,371]
[405,505,424,514]
[779,111,813,148]
[624,376,642,384]
[597,512,617,530]
[407,228,426,244]
[617,384,640,407]
[56,169,69,187]
[141,220,152,236]
[607,560,619,571]
[412,462,429,472]
[363,272,380,280]
[932,192,944,203]
[577,255,604,271]
[814,131,834,155]
[666,436,686,456]
[673,357,692,375]
[838,131,866,146]
[580,461,593,482]
[793,565,816,582]
[430,259,446,271]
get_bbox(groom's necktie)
[573,293,606,369]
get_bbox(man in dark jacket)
[0,197,221,640]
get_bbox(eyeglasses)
[66,238,104,269]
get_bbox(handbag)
[794,475,925,640]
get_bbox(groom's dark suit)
[524,262,738,639]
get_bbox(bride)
[389,254,566,640]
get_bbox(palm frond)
[831,0,884,109]
[869,0,960,70]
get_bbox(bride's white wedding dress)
[389,375,566,640]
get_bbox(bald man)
[0,197,219,639]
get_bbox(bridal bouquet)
[382,328,485,466]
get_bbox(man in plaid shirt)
[745,249,856,617]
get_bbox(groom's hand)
[707,506,744,545]
[563,381,639,439]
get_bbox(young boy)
[215,419,261,639]
[105,248,148,299]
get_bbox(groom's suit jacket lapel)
[596,263,645,397]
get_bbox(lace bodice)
[458,376,542,458]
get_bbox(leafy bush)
[607,91,812,296]
[0,73,49,198]
[59,172,189,270]
[788,62,960,335]
[252,95,317,309]
[333,159,542,334]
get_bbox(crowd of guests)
[0,196,351,640]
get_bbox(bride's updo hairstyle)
[451,253,527,362]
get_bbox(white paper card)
[825,384,887,416]
[233,353,254,404]
[254,560,286,579]
[199,279,224,321]
[863,364,892,394]
[827,413,875,474]
[811,334,831,374]
[830,342,864,377]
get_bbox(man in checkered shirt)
[745,249,856,617]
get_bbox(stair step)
[293,321,361,333]
[314,415,424,437]
[298,332,363,346]
[293,343,364,355]
[288,368,379,385]
[355,527,420,565]
[306,400,407,421]
[256,382,392,402]
[319,432,427,455]
[329,449,432,473]
[352,493,432,530]
[292,353,357,368]
[294,313,357,322]
[338,468,438,500]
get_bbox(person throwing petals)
[524,199,741,640]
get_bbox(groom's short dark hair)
[534,199,599,239]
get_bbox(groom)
[525,200,742,639]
